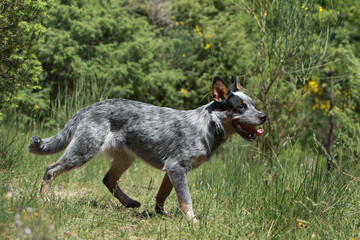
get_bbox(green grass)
[1,125,359,239]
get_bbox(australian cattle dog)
[29,76,266,222]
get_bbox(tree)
[32,0,255,113]
[33,0,186,109]
[0,0,52,119]
[238,0,329,160]
[303,0,360,167]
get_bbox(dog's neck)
[187,102,229,157]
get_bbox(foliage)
[234,0,330,159]
[305,45,360,164]
[24,0,257,113]
[301,0,360,164]
[2,0,359,167]
[0,0,52,119]
[2,0,360,234]
[33,0,187,110]
[168,0,255,107]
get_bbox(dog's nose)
[259,113,267,123]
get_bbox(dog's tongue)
[256,128,264,136]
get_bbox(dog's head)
[212,76,266,141]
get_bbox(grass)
[1,124,359,239]
[1,77,359,239]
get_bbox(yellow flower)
[320,101,326,110]
[325,100,330,111]
[301,3,305,8]
[192,184,195,187]
[319,6,323,12]
[299,222,302,226]
[205,44,210,50]
[175,22,179,26]
[85,229,89,233]
[180,21,184,26]
[306,77,324,95]
[305,7,308,10]
[180,88,188,95]
[35,104,39,108]
[308,79,320,93]
[182,53,186,58]
[306,13,309,16]
[195,25,202,35]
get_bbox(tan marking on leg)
[167,170,198,222]
[178,198,197,222]
[40,180,51,195]
[103,150,140,208]
[40,165,70,196]
[155,173,173,215]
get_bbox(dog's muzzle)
[232,113,266,141]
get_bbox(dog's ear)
[229,75,241,92]
[212,76,229,102]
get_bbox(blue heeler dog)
[29,76,266,222]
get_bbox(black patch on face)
[213,93,247,116]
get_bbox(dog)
[28,76,266,222]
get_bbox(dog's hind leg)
[155,173,173,215]
[41,137,101,194]
[103,150,140,208]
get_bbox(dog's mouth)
[232,120,264,141]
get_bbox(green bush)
[0,0,52,119]
[4,0,359,167]
[33,0,186,109]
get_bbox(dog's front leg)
[155,173,173,215]
[167,169,198,223]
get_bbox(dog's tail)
[28,109,85,155]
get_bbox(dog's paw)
[192,217,199,224]
[30,136,42,145]
[155,205,168,216]
[29,136,43,153]
[124,200,141,208]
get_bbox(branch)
[284,60,340,74]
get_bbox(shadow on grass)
[72,196,170,220]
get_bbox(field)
[2,0,360,239]
[1,126,359,239]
